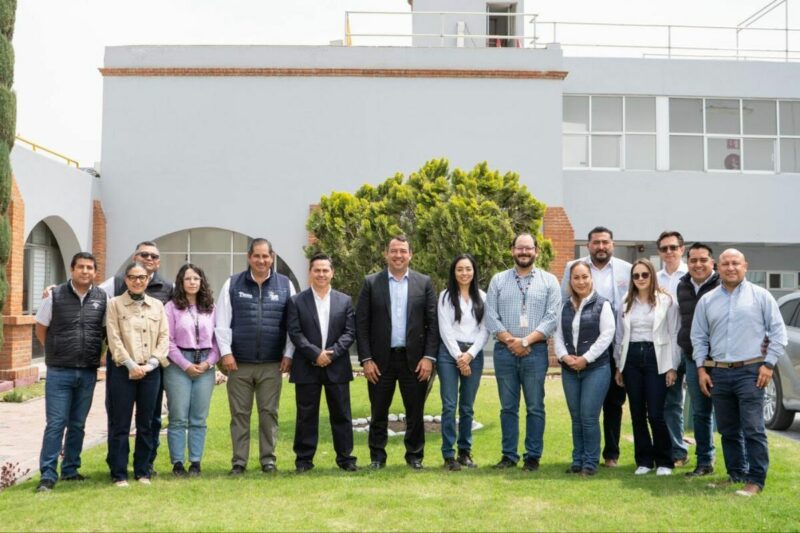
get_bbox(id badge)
[519,314,529,329]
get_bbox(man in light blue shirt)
[486,233,561,471]
[691,249,787,497]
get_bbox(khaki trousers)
[226,362,282,468]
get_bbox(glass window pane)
[708,138,741,170]
[779,100,800,135]
[233,254,248,275]
[591,135,621,167]
[743,100,776,135]
[706,99,740,134]
[592,96,622,132]
[783,273,796,289]
[563,135,588,167]
[746,271,766,287]
[768,273,781,289]
[780,138,800,172]
[155,230,188,253]
[743,138,774,171]
[625,97,656,132]
[625,135,656,170]
[779,299,800,324]
[190,253,232,300]
[669,98,702,133]
[233,233,250,253]
[563,96,589,132]
[669,135,703,170]
[190,228,231,253]
[157,253,188,285]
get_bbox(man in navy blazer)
[286,253,358,472]
[356,235,438,469]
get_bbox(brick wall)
[2,179,25,316]
[92,200,107,282]
[543,206,575,283]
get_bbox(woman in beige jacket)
[106,262,170,487]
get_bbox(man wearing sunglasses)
[99,241,174,478]
[561,226,631,468]
[655,231,690,469]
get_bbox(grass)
[1,376,800,531]
[1,381,45,402]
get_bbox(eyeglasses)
[632,272,650,281]
[126,274,148,282]
[514,246,536,252]
[658,245,680,253]
[137,252,160,260]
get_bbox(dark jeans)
[663,357,689,461]
[684,353,716,466]
[711,364,769,488]
[148,366,165,469]
[294,380,356,468]
[437,344,483,459]
[39,367,97,483]
[368,351,429,464]
[602,357,626,460]
[622,342,673,469]
[106,363,161,481]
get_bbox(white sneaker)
[656,467,673,476]
[137,477,151,485]
[634,466,652,475]
[114,480,129,488]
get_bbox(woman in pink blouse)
[163,263,220,477]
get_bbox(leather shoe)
[673,456,690,468]
[603,458,618,468]
[229,465,245,476]
[407,460,424,470]
[340,463,360,472]
[261,464,278,474]
[580,468,597,477]
[735,482,762,497]
[61,474,87,482]
[457,451,477,468]
[36,479,55,493]
[685,465,714,478]
[368,461,385,470]
[522,457,540,471]
[565,464,582,474]
[443,457,461,471]
[493,456,517,469]
[295,463,314,474]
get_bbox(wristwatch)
[521,338,529,348]
[764,362,775,370]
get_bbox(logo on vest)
[238,291,253,299]
[91,301,101,309]
[268,291,280,302]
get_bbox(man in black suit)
[287,253,358,473]
[356,235,438,470]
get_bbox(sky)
[12,0,796,167]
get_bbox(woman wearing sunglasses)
[613,259,680,476]
[164,263,220,477]
[106,262,170,487]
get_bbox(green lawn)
[2,376,800,532]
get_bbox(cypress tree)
[0,0,15,346]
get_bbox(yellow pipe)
[14,135,80,168]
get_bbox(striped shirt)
[485,268,561,339]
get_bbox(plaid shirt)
[485,267,561,339]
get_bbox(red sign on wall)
[727,139,740,150]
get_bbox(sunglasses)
[632,272,651,281]
[137,252,160,260]
[658,245,680,253]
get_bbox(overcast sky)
[13,0,795,166]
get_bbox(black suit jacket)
[355,269,438,372]
[287,288,355,384]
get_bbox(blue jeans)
[163,353,215,464]
[437,344,484,459]
[39,367,97,483]
[493,342,548,462]
[622,342,673,469]
[561,363,610,472]
[663,357,689,461]
[711,364,768,488]
[684,354,715,466]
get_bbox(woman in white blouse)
[614,259,680,476]
[554,261,615,476]
[437,254,489,471]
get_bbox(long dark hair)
[172,263,214,313]
[441,254,484,324]
[623,259,665,314]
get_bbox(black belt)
[178,347,210,364]
[457,341,473,353]
[390,347,406,354]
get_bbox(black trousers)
[602,357,627,460]
[294,381,356,468]
[368,353,429,464]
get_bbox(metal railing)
[344,9,800,61]
[15,135,80,168]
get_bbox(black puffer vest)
[229,270,291,363]
[676,272,720,356]
[45,282,107,368]
[559,293,612,372]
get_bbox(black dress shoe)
[61,473,87,482]
[262,464,278,474]
[340,463,360,472]
[444,457,462,471]
[407,460,424,470]
[457,451,477,468]
[369,461,386,470]
[565,464,582,474]
[229,465,245,476]
[522,457,540,471]
[295,463,314,474]
[188,462,201,477]
[580,468,597,476]
[172,462,188,478]
[685,465,715,478]
[36,479,55,493]
[493,456,518,469]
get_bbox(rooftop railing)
[15,135,80,168]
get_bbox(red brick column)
[543,206,575,368]
[0,178,38,385]
[92,200,107,283]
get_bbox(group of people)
[34,228,787,499]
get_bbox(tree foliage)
[0,0,14,346]
[305,159,553,298]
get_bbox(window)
[780,100,800,172]
[764,271,799,290]
[562,95,656,170]
[780,298,800,326]
[23,222,66,315]
[746,271,766,288]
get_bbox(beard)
[590,251,611,266]
[514,255,534,268]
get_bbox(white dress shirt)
[628,298,655,342]
[313,287,331,350]
[590,262,614,304]
[657,261,688,300]
[554,292,615,363]
[437,289,489,360]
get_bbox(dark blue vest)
[229,270,291,363]
[560,293,611,372]
[45,283,107,368]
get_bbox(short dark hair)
[124,262,148,275]
[387,235,412,252]
[70,252,97,270]
[688,242,714,257]
[135,241,158,251]
[588,226,613,241]
[309,253,333,270]
[248,238,273,256]
[511,233,537,249]
[657,231,685,248]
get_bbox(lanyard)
[515,272,533,313]
[188,306,200,346]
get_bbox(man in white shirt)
[286,254,358,472]
[655,231,690,467]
